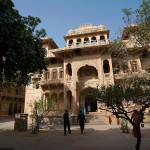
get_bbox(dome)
[66,24,107,36]
[98,24,106,30]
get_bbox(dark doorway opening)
[85,95,97,112]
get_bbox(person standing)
[63,110,71,135]
[131,109,142,150]
[77,110,86,134]
[131,109,141,137]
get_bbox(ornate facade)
[24,24,150,117]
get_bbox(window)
[91,36,97,43]
[68,40,73,46]
[76,39,81,45]
[44,71,50,80]
[130,61,138,72]
[131,64,138,72]
[103,60,110,73]
[122,63,128,73]
[66,64,72,76]
[52,69,57,79]
[100,35,105,42]
[59,68,64,78]
[84,37,89,44]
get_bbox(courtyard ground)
[0,117,150,150]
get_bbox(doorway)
[85,95,97,112]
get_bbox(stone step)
[85,113,109,125]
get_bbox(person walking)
[63,110,71,135]
[77,110,86,134]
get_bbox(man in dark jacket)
[77,110,86,134]
[63,110,71,135]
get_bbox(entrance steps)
[85,112,109,125]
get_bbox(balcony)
[40,79,64,85]
[66,41,109,49]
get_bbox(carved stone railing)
[66,41,109,49]
[40,79,64,85]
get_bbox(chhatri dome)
[67,24,107,36]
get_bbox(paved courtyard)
[0,117,150,150]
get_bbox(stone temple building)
[24,24,150,119]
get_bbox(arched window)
[91,36,97,43]
[84,37,89,44]
[100,35,105,42]
[76,39,81,45]
[59,68,64,78]
[52,69,57,79]
[44,71,50,80]
[103,60,110,73]
[68,40,73,46]
[66,64,72,76]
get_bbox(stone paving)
[0,117,150,150]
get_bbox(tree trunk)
[135,126,141,150]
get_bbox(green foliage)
[29,96,56,133]
[120,119,129,133]
[109,0,150,64]
[122,0,150,46]
[97,73,150,126]
[0,0,47,86]
[81,87,100,100]
[31,96,56,117]
[109,40,129,61]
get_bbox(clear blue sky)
[12,0,141,48]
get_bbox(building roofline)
[64,30,110,41]
[42,38,58,49]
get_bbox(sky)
[12,0,142,48]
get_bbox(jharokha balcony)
[40,79,64,85]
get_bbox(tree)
[0,0,47,86]
[29,96,56,134]
[122,0,150,47]
[96,73,150,150]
